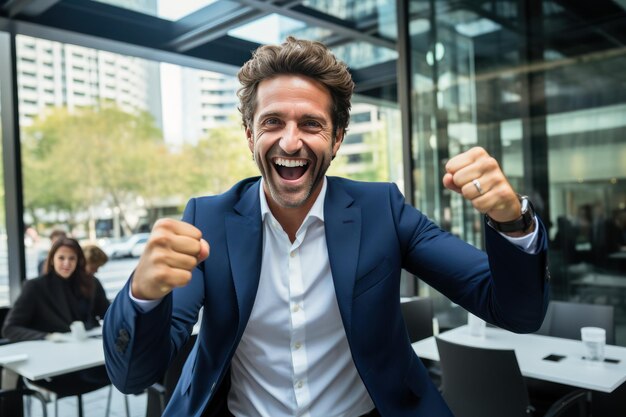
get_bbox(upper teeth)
[275,158,307,167]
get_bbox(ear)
[246,127,254,153]
[332,128,345,159]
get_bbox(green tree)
[181,122,258,196]
[21,104,176,236]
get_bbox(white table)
[413,325,626,393]
[0,331,104,382]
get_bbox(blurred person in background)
[84,243,109,276]
[37,229,68,276]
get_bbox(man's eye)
[264,118,280,125]
[303,120,321,128]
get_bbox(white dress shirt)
[131,177,539,417]
[226,178,374,417]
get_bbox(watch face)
[520,196,529,214]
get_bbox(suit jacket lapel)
[324,179,361,339]
[225,180,263,335]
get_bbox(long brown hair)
[44,237,93,298]
[237,36,355,141]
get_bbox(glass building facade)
[0,0,624,343]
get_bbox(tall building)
[179,68,239,144]
[16,35,162,129]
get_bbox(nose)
[278,123,302,154]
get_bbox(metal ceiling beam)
[234,0,396,50]
[168,0,306,52]
[1,0,59,17]
[0,16,243,74]
[168,3,264,52]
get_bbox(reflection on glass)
[329,102,402,187]
[0,68,7,307]
[410,1,626,341]
[303,0,379,21]
[229,13,332,45]
[92,0,218,21]
[305,0,397,40]
[332,42,397,69]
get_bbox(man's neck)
[265,182,324,243]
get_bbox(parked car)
[102,233,150,259]
[130,240,147,258]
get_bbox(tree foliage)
[21,104,176,233]
[180,121,258,196]
[21,105,258,235]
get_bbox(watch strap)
[487,195,535,233]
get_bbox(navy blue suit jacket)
[103,176,549,417]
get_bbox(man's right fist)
[131,218,210,300]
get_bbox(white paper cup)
[468,313,486,338]
[581,327,605,361]
[70,321,87,341]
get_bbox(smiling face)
[247,75,343,214]
[52,246,78,279]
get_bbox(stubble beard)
[258,153,331,209]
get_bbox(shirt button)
[296,380,303,389]
[292,304,300,313]
[290,251,296,258]
[294,342,302,350]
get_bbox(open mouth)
[274,158,309,181]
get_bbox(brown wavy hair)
[45,237,93,298]
[237,36,355,140]
[83,244,109,272]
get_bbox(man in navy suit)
[103,37,549,417]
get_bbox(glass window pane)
[0,52,8,307]
[409,1,626,340]
[91,0,219,21]
[228,14,332,44]
[332,42,398,69]
[16,35,254,302]
[304,0,397,40]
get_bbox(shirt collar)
[259,177,327,224]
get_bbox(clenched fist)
[443,147,532,235]
[131,218,210,300]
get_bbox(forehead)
[55,246,76,257]
[255,75,332,120]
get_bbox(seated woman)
[83,244,110,326]
[2,237,111,396]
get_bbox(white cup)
[468,313,486,338]
[581,327,606,361]
[70,321,87,341]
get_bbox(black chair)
[535,300,614,344]
[146,334,198,417]
[532,300,620,417]
[400,297,434,342]
[435,337,587,417]
[0,307,12,346]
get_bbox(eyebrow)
[256,111,328,124]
